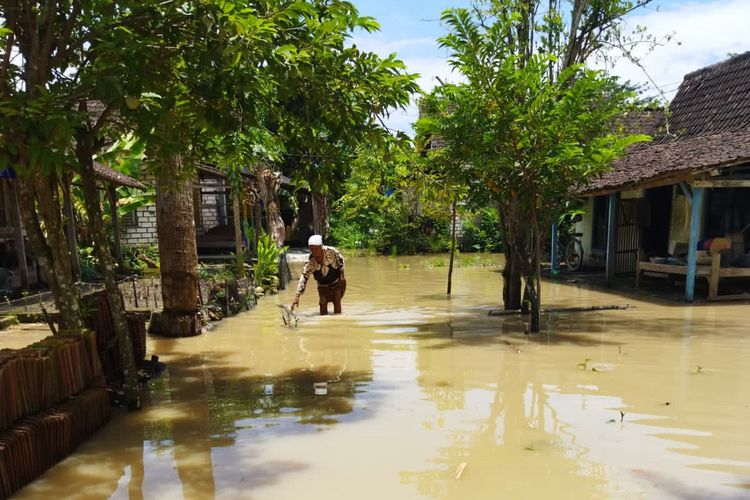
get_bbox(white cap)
[308,235,323,246]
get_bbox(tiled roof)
[582,51,750,195]
[660,51,750,140]
[93,162,146,189]
[612,108,664,137]
[583,129,750,194]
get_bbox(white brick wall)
[121,204,158,247]
[200,178,225,232]
[119,173,232,246]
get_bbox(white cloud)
[351,36,435,55]
[381,55,465,134]
[609,0,750,99]
[379,0,750,133]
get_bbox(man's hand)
[291,293,300,311]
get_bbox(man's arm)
[334,248,345,281]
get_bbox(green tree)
[91,0,416,334]
[0,0,151,406]
[425,1,651,331]
[205,1,418,247]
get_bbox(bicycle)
[555,231,584,272]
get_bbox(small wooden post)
[62,172,81,280]
[550,222,559,274]
[605,193,619,287]
[447,198,457,295]
[686,187,704,302]
[7,180,29,289]
[708,251,720,299]
[131,276,139,308]
[108,184,123,269]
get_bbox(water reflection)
[10,255,750,499]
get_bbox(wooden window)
[121,210,138,227]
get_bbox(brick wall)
[200,178,225,232]
[119,174,231,246]
[121,204,158,247]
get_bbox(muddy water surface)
[13,255,750,499]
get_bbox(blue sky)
[350,0,750,133]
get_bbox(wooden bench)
[636,238,750,300]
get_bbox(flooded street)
[13,255,750,499]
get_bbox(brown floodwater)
[10,254,750,499]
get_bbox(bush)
[78,247,101,281]
[254,232,287,288]
[459,208,504,252]
[122,245,160,274]
[330,198,450,255]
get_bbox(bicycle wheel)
[564,239,584,271]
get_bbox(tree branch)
[0,31,15,98]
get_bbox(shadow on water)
[15,346,378,500]
[375,298,750,353]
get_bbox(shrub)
[330,199,450,255]
[78,247,101,281]
[459,208,504,253]
[254,232,287,287]
[122,245,160,274]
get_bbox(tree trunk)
[108,184,124,269]
[150,153,201,337]
[77,137,141,409]
[447,198,457,295]
[16,174,83,331]
[257,167,285,247]
[253,200,262,250]
[7,180,29,289]
[312,192,330,238]
[528,199,542,332]
[62,172,81,281]
[499,202,524,310]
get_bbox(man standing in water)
[291,235,346,315]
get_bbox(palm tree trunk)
[150,153,201,337]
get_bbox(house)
[0,164,146,293]
[120,163,321,257]
[574,51,750,301]
[120,164,252,252]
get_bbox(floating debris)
[454,462,467,480]
[277,305,298,328]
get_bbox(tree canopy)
[416,0,653,331]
